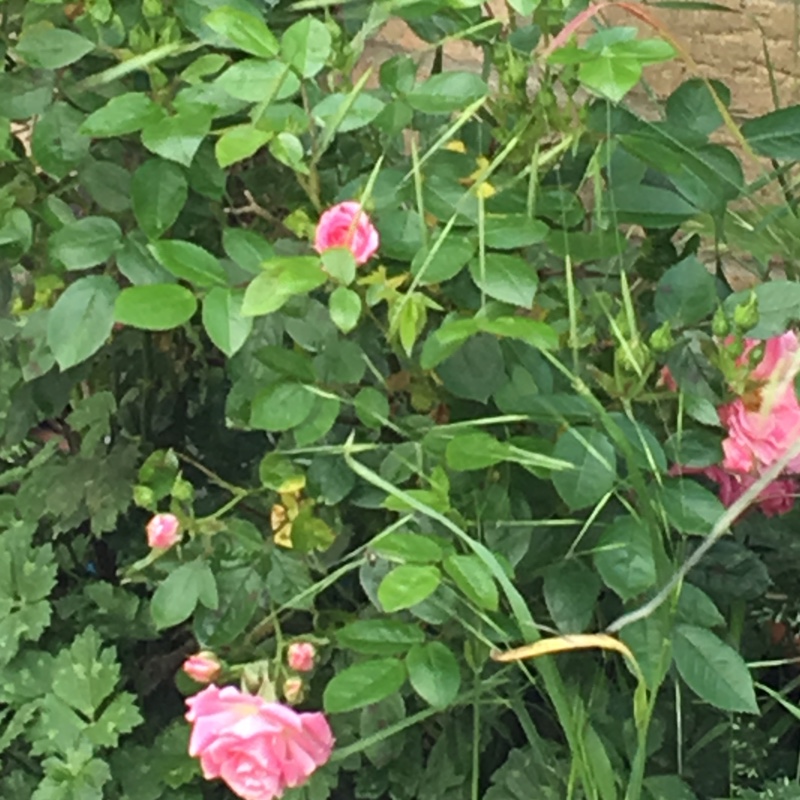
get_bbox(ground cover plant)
[6,0,800,798]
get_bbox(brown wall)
[364,0,800,120]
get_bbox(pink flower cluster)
[666,331,800,518]
[186,684,334,800]
[314,201,379,266]
[719,332,800,475]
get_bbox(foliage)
[4,0,800,798]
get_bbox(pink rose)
[719,388,800,475]
[287,642,315,673]
[183,652,222,684]
[314,201,379,266]
[185,684,334,800]
[737,331,799,382]
[146,513,181,549]
[717,331,800,476]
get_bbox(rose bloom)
[695,465,797,518]
[183,652,221,684]
[287,642,315,673]
[719,332,800,475]
[314,201,379,266]
[146,513,181,549]
[185,684,334,800]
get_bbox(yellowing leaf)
[492,633,636,667]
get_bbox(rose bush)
[5,0,800,799]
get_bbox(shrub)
[3,1,800,798]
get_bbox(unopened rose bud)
[711,306,730,338]
[649,322,673,354]
[287,642,316,672]
[182,652,221,684]
[733,292,759,333]
[146,513,181,549]
[727,338,745,359]
[283,677,304,704]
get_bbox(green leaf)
[80,161,131,213]
[141,109,212,167]
[411,237,475,284]
[445,430,510,470]
[49,217,121,270]
[676,583,725,628]
[223,228,274,273]
[204,6,279,58]
[313,92,386,133]
[150,240,227,288]
[293,394,340,447]
[353,387,389,429]
[437,333,506,402]
[543,560,601,633]
[51,627,121,717]
[114,284,197,330]
[577,53,642,103]
[655,256,716,326]
[269,132,308,174]
[605,184,698,228]
[47,276,118,370]
[281,16,332,78]
[478,317,559,350]
[483,215,549,249]
[742,106,800,160]
[215,124,272,168]
[661,478,724,535]
[673,623,758,713]
[202,288,252,356]
[329,287,361,333]
[250,382,315,431]
[372,531,443,564]
[151,560,218,630]
[116,236,174,286]
[31,102,90,180]
[469,254,538,306]
[0,524,57,668]
[241,257,327,316]
[666,78,731,138]
[0,73,53,121]
[16,26,94,69]
[321,247,356,286]
[552,427,616,510]
[378,565,441,612]
[408,72,488,113]
[323,658,406,714]
[131,160,188,240]
[594,515,656,601]
[337,620,425,656]
[406,642,461,709]
[215,59,299,103]
[80,93,163,137]
[508,0,539,11]
[443,554,499,611]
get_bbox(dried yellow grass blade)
[491,633,635,664]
